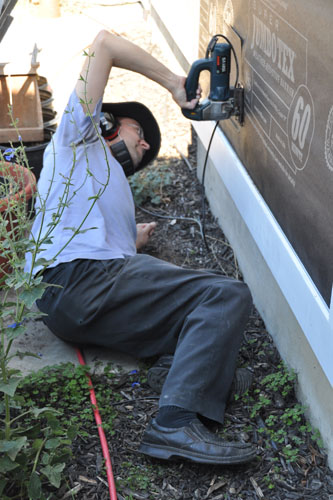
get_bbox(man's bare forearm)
[75,30,199,113]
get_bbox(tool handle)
[181,58,213,120]
[182,43,231,121]
[184,58,213,102]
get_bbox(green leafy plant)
[280,404,303,425]
[21,363,119,435]
[260,362,296,397]
[311,427,324,449]
[282,444,299,462]
[116,461,164,499]
[238,362,324,466]
[129,163,174,205]
[0,405,77,499]
[0,53,114,498]
[119,462,151,491]
[263,474,275,490]
[250,391,272,418]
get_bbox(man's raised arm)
[75,30,201,114]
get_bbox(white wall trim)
[193,121,333,388]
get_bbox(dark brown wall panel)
[199,0,333,305]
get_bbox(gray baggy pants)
[37,254,252,423]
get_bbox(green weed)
[116,461,164,499]
[238,362,324,465]
[129,164,174,205]
[0,53,117,498]
[260,363,296,397]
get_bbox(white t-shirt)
[25,91,137,275]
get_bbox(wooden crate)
[0,74,43,142]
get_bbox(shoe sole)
[139,442,256,465]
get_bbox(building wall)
[149,0,333,469]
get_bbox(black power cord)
[136,119,219,253]
[200,34,240,252]
[200,120,219,251]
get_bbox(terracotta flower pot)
[0,162,36,280]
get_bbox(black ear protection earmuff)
[100,112,120,141]
[100,112,135,177]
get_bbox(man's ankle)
[156,405,197,428]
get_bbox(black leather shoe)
[147,355,253,400]
[139,419,257,464]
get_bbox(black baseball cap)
[101,101,161,171]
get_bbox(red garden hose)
[75,348,118,500]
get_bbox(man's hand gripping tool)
[182,37,244,124]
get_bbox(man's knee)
[232,280,252,309]
[238,281,252,306]
[214,279,252,315]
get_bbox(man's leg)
[38,254,251,423]
[147,356,253,403]
[158,276,251,423]
[38,255,256,464]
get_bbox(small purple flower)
[129,370,138,375]
[4,148,15,161]
[131,382,140,388]
[7,321,23,328]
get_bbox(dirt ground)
[21,146,333,499]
